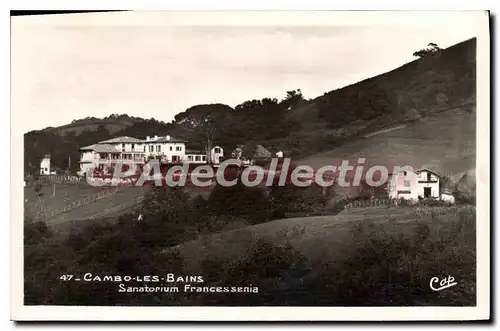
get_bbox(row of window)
[119,143,184,153]
[147,145,183,153]
[187,155,206,162]
[95,152,208,162]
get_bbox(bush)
[301,209,476,306]
[196,238,309,305]
[209,181,271,224]
[24,221,52,246]
[419,198,453,207]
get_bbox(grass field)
[24,181,219,234]
[299,106,475,176]
[165,205,474,273]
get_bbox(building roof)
[416,168,442,176]
[389,167,442,177]
[185,149,205,155]
[98,136,144,144]
[80,144,119,153]
[144,136,186,143]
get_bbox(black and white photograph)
[10,10,490,321]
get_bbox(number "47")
[60,275,74,281]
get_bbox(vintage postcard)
[10,10,490,321]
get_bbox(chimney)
[166,135,171,141]
[146,136,150,141]
[154,135,158,140]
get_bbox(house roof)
[143,136,186,143]
[186,149,205,155]
[416,168,442,176]
[80,144,119,153]
[98,136,144,144]
[388,167,442,177]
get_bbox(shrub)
[301,209,476,306]
[24,220,52,246]
[209,181,271,224]
[196,238,309,305]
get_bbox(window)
[403,171,407,176]
[195,156,201,161]
[172,155,179,162]
[427,173,432,181]
[188,156,193,161]
[156,145,161,152]
[144,146,146,152]
[202,155,206,161]
[122,143,125,152]
[214,147,221,153]
[149,145,154,152]
[170,146,173,151]
[176,146,182,151]
[131,144,135,151]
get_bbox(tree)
[281,89,305,111]
[174,104,233,163]
[413,43,442,58]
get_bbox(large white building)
[78,135,223,176]
[387,168,441,201]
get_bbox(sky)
[11,11,485,132]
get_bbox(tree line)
[24,90,306,175]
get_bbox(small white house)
[388,168,441,202]
[210,146,223,164]
[40,154,51,175]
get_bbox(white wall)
[80,151,96,163]
[416,170,440,199]
[78,163,94,176]
[441,192,455,203]
[387,171,419,201]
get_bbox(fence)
[343,198,397,210]
[83,194,145,220]
[26,175,82,187]
[37,187,120,221]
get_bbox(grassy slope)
[43,117,142,136]
[24,182,218,233]
[289,38,476,130]
[166,205,469,274]
[300,104,476,176]
[277,38,476,170]
[24,184,146,230]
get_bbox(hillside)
[291,38,475,128]
[165,205,474,274]
[42,114,145,135]
[274,38,476,159]
[287,38,477,192]
[24,38,476,180]
[301,104,475,178]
